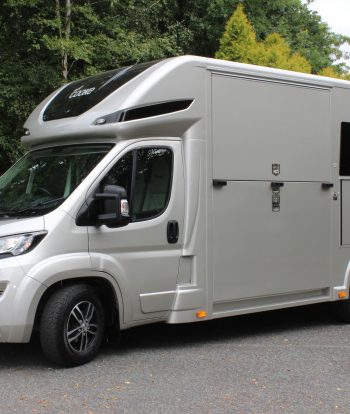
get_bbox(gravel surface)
[0,303,349,414]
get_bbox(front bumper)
[0,257,45,342]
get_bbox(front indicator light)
[0,231,47,257]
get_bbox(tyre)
[332,296,350,323]
[40,284,105,366]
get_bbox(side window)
[101,147,172,221]
[340,122,350,176]
[101,151,133,196]
[132,148,172,221]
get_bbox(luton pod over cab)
[1,55,350,365]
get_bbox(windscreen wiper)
[10,197,67,215]
[35,196,66,207]
[0,197,66,217]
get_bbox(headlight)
[0,231,47,257]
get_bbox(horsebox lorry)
[1,55,350,366]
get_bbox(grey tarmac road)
[0,303,349,414]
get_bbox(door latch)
[271,182,284,212]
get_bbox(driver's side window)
[101,147,172,222]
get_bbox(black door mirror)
[76,185,130,228]
[95,185,130,227]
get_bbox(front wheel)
[40,284,105,366]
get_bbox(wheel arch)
[26,254,126,335]
[33,275,123,339]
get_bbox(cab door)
[88,140,184,323]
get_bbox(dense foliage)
[0,0,349,173]
[216,5,312,73]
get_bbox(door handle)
[213,179,227,187]
[321,182,334,190]
[167,220,179,244]
[270,181,284,189]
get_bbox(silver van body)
[1,56,350,362]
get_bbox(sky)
[308,0,350,36]
[307,0,350,66]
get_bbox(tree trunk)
[62,0,71,81]
[55,0,71,81]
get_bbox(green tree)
[260,33,312,73]
[318,67,340,78]
[0,0,184,172]
[0,0,349,174]
[243,0,349,74]
[198,0,348,74]
[215,4,259,64]
[216,5,312,74]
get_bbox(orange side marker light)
[338,291,347,299]
[196,310,207,319]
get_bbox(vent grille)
[120,99,193,122]
[94,99,194,126]
[0,282,8,297]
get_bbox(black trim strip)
[120,99,193,122]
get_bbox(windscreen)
[0,144,113,218]
[43,61,160,121]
